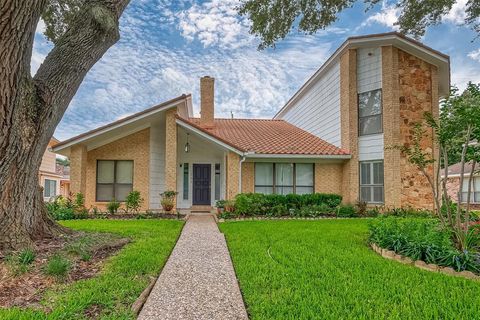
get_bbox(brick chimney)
[200,76,214,127]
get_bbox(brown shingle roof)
[447,161,478,176]
[179,117,349,156]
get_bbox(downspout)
[238,151,254,193]
[238,155,246,194]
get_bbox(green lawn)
[220,219,480,319]
[0,219,183,320]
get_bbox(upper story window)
[358,89,382,136]
[96,160,133,202]
[254,163,314,195]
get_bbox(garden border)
[218,216,369,222]
[370,243,480,281]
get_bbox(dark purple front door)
[193,164,211,205]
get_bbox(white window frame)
[461,176,480,203]
[358,89,383,136]
[254,163,314,195]
[359,160,384,204]
[44,179,57,198]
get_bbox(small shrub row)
[47,190,145,220]
[230,193,342,217]
[369,216,480,273]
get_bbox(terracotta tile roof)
[179,117,349,156]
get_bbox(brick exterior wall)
[340,49,359,204]
[226,151,240,199]
[397,49,437,209]
[382,45,402,208]
[70,144,87,195]
[165,109,177,207]
[315,163,343,195]
[84,129,150,211]
[241,162,254,193]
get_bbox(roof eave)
[274,32,450,119]
[52,94,190,154]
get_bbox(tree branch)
[33,0,130,139]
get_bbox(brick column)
[241,162,254,193]
[340,49,359,204]
[226,151,240,199]
[70,144,87,196]
[165,109,177,205]
[382,45,402,208]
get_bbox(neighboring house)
[52,32,450,212]
[40,138,69,201]
[56,163,71,197]
[445,162,480,209]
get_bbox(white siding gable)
[357,47,384,161]
[357,47,382,93]
[279,62,341,147]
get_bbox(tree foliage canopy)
[238,0,480,48]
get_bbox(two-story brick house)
[52,32,449,212]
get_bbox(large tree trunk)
[0,0,130,250]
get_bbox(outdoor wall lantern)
[184,133,191,153]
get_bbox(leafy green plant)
[160,191,177,212]
[215,200,227,208]
[233,193,342,216]
[18,248,36,265]
[107,199,121,214]
[337,204,357,217]
[74,192,85,208]
[125,190,144,213]
[44,254,71,280]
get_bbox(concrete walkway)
[138,215,249,320]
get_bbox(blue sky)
[32,0,480,141]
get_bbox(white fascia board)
[175,119,244,155]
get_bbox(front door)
[193,164,211,205]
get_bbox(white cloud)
[468,49,480,62]
[177,0,254,49]
[443,0,467,24]
[36,19,46,35]
[361,1,400,30]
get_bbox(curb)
[370,243,480,281]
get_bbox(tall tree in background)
[0,0,478,250]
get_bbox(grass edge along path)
[220,219,480,320]
[0,219,184,320]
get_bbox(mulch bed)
[0,233,129,310]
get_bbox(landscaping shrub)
[232,193,342,216]
[107,199,121,214]
[125,190,144,213]
[336,204,357,217]
[46,194,89,220]
[369,216,480,273]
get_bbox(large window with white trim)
[358,89,382,136]
[96,160,133,202]
[254,163,314,195]
[359,160,384,203]
[461,177,480,203]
